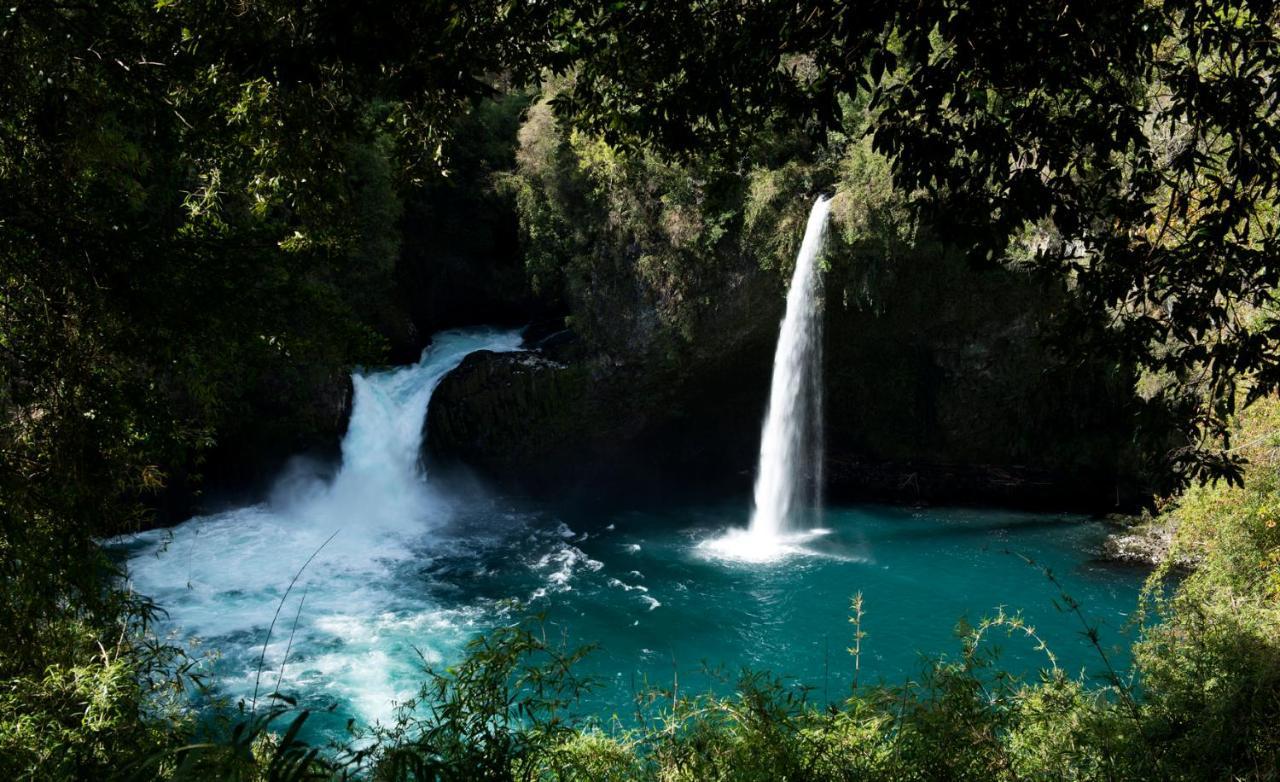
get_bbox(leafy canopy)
[552,0,1280,484]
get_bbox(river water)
[110,327,1146,744]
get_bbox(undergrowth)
[5,400,1279,780]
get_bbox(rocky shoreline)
[1101,517,1198,569]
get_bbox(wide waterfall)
[115,328,523,728]
[321,329,523,533]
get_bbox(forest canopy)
[1,0,1279,779]
[554,0,1280,483]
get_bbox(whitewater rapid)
[117,328,526,725]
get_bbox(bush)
[0,598,191,780]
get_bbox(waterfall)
[748,195,831,538]
[116,327,523,726]
[320,328,525,532]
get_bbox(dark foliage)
[553,0,1280,484]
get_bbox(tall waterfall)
[748,195,831,538]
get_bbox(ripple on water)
[113,496,1147,748]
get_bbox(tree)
[0,0,560,669]
[551,0,1280,484]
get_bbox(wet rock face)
[425,332,779,498]
[417,206,1164,509]
[823,458,1121,511]
[424,256,1162,510]
[424,350,603,477]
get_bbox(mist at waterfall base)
[111,326,1146,744]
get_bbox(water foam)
[697,526,835,564]
[117,328,522,726]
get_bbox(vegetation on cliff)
[555,0,1280,485]
[429,92,1166,503]
[0,2,557,776]
[1,0,1279,779]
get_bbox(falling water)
[115,328,523,728]
[749,196,832,538]
[321,328,524,533]
[109,293,1146,749]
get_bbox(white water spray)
[116,328,522,726]
[321,329,524,533]
[703,195,831,561]
[750,195,831,536]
